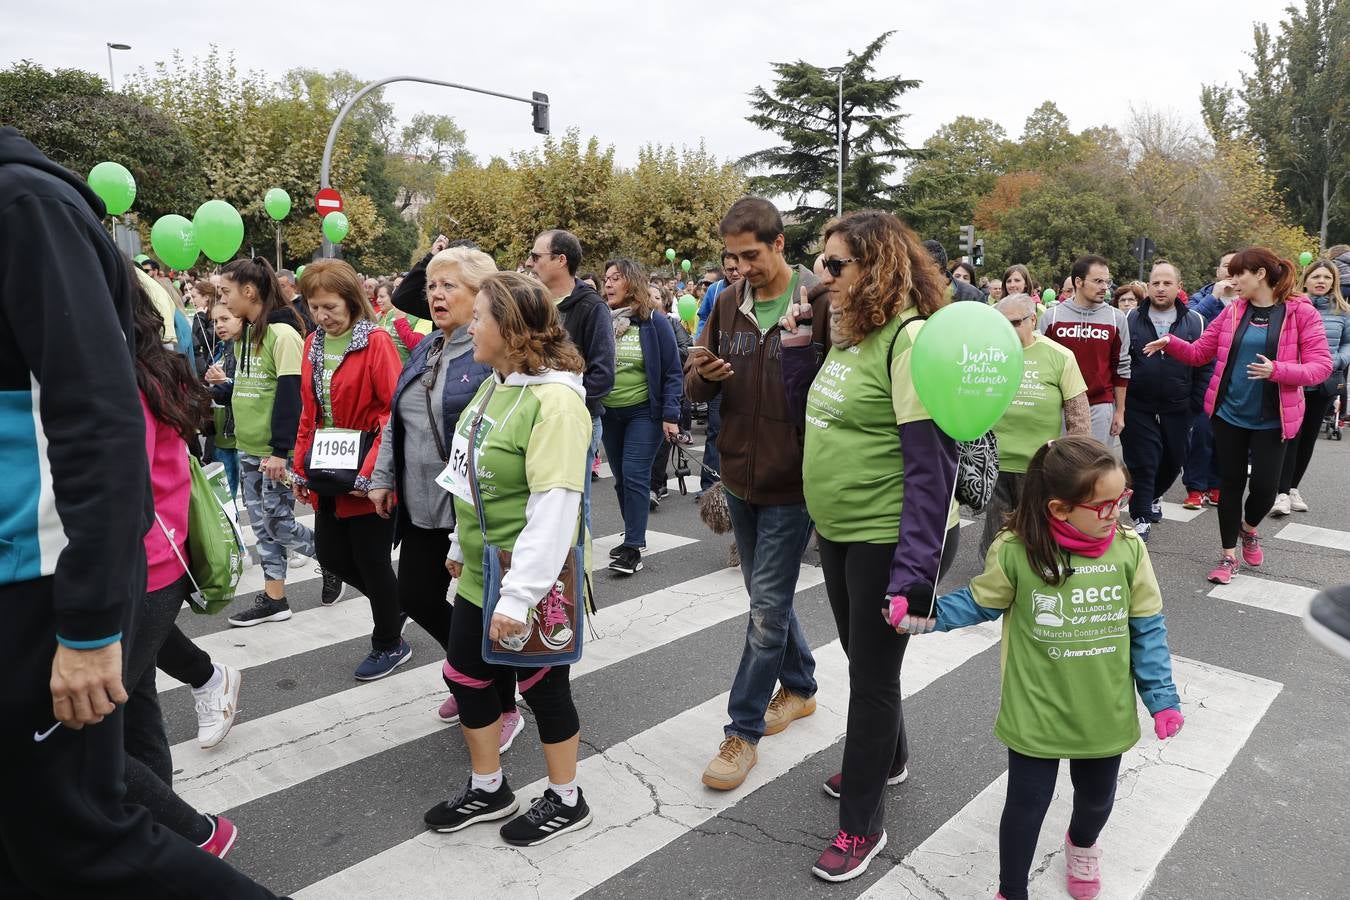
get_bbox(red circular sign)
[314,187,344,216]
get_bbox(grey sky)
[5,0,1285,174]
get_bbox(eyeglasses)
[821,257,859,278]
[603,273,623,283]
[1005,314,1034,328]
[1075,489,1133,520]
[698,280,714,288]
[527,251,556,263]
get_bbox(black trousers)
[1121,407,1191,522]
[999,749,1121,900]
[1210,415,1288,549]
[817,525,960,836]
[156,624,214,689]
[398,521,516,712]
[444,599,578,744]
[1279,385,1335,492]
[314,502,402,651]
[0,576,277,899]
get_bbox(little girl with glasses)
[891,436,1183,900]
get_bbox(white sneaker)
[1271,493,1291,517]
[193,664,242,749]
[1289,488,1309,512]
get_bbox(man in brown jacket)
[687,197,830,790]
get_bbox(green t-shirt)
[803,312,961,542]
[970,529,1163,758]
[753,272,798,333]
[604,327,649,409]
[993,333,1089,473]
[380,310,433,364]
[232,322,305,457]
[452,379,593,608]
[212,405,235,450]
[319,328,354,427]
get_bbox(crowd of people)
[4,121,1350,899]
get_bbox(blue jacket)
[1310,293,1350,389]
[1189,283,1228,325]
[696,280,725,338]
[621,311,684,423]
[1127,304,1213,414]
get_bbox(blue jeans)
[239,453,316,582]
[213,446,239,497]
[723,492,817,743]
[583,416,602,536]
[601,404,663,549]
[1183,410,1219,491]
[702,394,722,490]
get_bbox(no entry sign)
[314,187,344,216]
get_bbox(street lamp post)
[106,42,131,91]
[827,66,844,215]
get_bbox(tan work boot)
[702,735,757,790]
[763,687,816,736]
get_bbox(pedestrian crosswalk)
[163,466,1342,898]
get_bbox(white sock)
[471,769,503,793]
[195,664,225,694]
[548,779,578,807]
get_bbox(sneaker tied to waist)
[763,687,816,736]
[1240,528,1264,566]
[702,734,757,791]
[1207,556,1240,585]
[499,710,525,753]
[199,814,238,859]
[353,639,412,681]
[823,761,908,799]
[192,664,241,749]
[1288,488,1309,512]
[1182,490,1204,510]
[1064,832,1103,899]
[811,829,888,882]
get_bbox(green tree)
[0,61,205,226]
[900,116,1008,245]
[386,113,470,214]
[741,31,923,259]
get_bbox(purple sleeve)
[888,419,959,616]
[781,342,823,428]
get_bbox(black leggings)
[314,502,402,650]
[999,749,1122,900]
[817,525,960,836]
[398,521,516,712]
[444,598,578,744]
[157,624,214,689]
[1279,386,1335,492]
[1210,415,1288,549]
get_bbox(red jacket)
[293,320,402,518]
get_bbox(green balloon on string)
[664,248,676,261]
[193,200,245,263]
[322,211,350,243]
[88,161,136,215]
[677,294,698,320]
[150,214,199,270]
[1041,288,1056,304]
[681,259,692,273]
[910,302,1024,441]
[264,188,292,221]
[1299,251,1314,267]
[295,265,306,281]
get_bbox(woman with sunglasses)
[784,210,960,881]
[367,247,526,749]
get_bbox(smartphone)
[687,345,716,360]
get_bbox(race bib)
[310,428,361,470]
[435,427,474,504]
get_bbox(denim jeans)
[723,491,817,743]
[1183,410,1220,492]
[583,416,602,536]
[212,446,239,497]
[239,453,316,582]
[601,403,664,549]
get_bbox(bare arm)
[1063,392,1091,436]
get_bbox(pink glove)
[1153,707,1184,740]
[885,595,936,635]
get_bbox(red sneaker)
[811,829,888,882]
[1206,489,1221,506]
[1240,529,1264,566]
[199,814,237,859]
[1207,556,1240,585]
[1182,490,1204,510]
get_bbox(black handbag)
[303,429,379,496]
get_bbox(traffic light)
[958,224,975,257]
[973,239,985,268]
[532,92,550,135]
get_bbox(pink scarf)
[1049,517,1114,559]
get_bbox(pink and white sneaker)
[499,710,525,752]
[437,694,460,724]
[1207,556,1240,585]
[199,814,237,859]
[1064,832,1102,899]
[1240,528,1264,566]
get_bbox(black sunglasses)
[821,257,858,278]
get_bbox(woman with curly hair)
[786,209,961,881]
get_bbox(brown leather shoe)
[763,687,816,736]
[702,735,757,790]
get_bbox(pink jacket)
[140,391,191,593]
[1165,295,1332,440]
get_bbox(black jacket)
[0,127,150,646]
[391,250,435,319]
[1127,304,1213,414]
[556,278,616,416]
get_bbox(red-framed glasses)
[1075,489,1132,520]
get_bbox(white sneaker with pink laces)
[1064,832,1102,899]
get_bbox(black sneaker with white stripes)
[499,788,592,847]
[423,777,518,833]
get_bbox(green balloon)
[1299,250,1314,267]
[150,215,199,270]
[681,259,692,273]
[910,302,1024,441]
[322,211,351,244]
[193,200,245,263]
[134,254,150,264]
[665,248,676,261]
[264,188,292,221]
[88,161,136,215]
[677,294,698,320]
[295,265,306,282]
[1041,288,1056,304]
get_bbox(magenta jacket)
[1164,295,1332,440]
